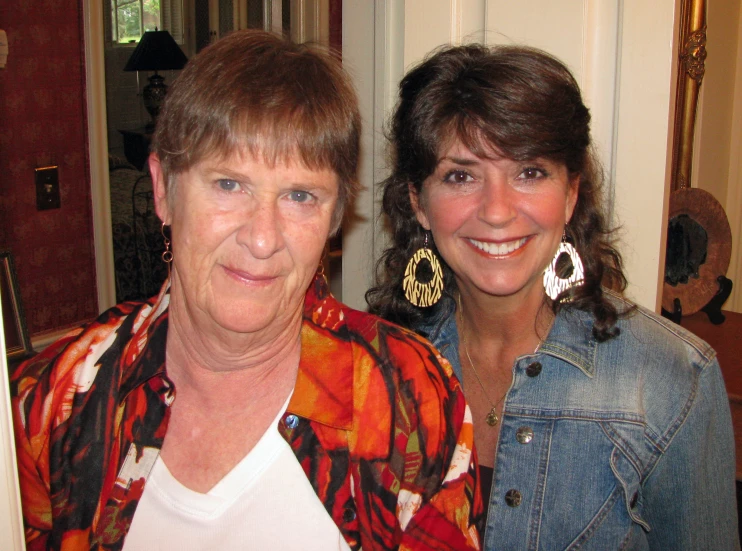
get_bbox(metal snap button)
[342,507,356,522]
[525,361,542,377]
[515,426,534,444]
[505,489,522,507]
[284,414,299,429]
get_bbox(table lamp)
[124,28,188,131]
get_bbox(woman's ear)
[149,153,172,225]
[409,184,431,230]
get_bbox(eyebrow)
[438,156,480,166]
[200,164,248,180]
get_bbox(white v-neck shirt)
[123,398,350,551]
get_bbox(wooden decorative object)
[662,189,732,315]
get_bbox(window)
[111,0,184,44]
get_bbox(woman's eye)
[443,170,474,184]
[289,190,313,203]
[217,179,240,192]
[518,167,546,180]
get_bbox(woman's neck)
[456,282,553,355]
[164,286,304,404]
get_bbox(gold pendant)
[485,408,499,427]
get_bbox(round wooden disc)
[662,188,732,315]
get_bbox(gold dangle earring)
[161,222,173,277]
[403,232,444,307]
[543,227,584,301]
[317,245,328,283]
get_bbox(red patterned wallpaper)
[0,0,98,336]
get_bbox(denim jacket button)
[516,427,534,444]
[525,361,542,377]
[505,489,522,507]
[284,414,300,429]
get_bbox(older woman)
[12,31,482,551]
[368,44,739,550]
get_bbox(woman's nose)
[236,201,284,259]
[478,179,517,226]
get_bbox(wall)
[0,0,98,336]
[692,0,739,205]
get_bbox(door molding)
[84,0,117,314]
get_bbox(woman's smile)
[220,264,281,286]
[467,236,529,257]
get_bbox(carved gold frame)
[670,0,707,191]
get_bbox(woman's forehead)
[436,135,502,162]
[186,149,338,183]
[197,145,331,172]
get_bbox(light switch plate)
[35,166,61,210]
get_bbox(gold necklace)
[457,295,541,427]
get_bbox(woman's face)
[151,151,338,336]
[412,139,579,304]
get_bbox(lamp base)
[142,72,168,130]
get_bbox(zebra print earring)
[403,233,444,307]
[543,228,584,301]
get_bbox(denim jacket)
[415,293,740,551]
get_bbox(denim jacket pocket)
[610,447,650,532]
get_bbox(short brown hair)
[152,30,361,230]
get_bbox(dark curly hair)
[366,43,629,342]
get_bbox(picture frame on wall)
[1,250,33,361]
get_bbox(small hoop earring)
[161,223,173,264]
[317,246,328,282]
[543,228,584,301]
[403,233,444,307]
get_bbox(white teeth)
[469,237,527,256]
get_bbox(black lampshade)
[124,29,187,72]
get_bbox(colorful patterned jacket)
[12,275,482,551]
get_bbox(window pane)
[143,0,161,32]
[117,2,142,43]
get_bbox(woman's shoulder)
[339,302,458,379]
[12,297,163,398]
[602,291,717,371]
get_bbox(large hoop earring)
[543,229,584,301]
[403,233,444,307]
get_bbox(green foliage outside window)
[114,0,161,43]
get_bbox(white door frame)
[85,0,117,315]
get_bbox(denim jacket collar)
[415,296,599,381]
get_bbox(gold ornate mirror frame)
[670,0,707,192]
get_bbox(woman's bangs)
[226,107,341,172]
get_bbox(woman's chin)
[207,303,282,336]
